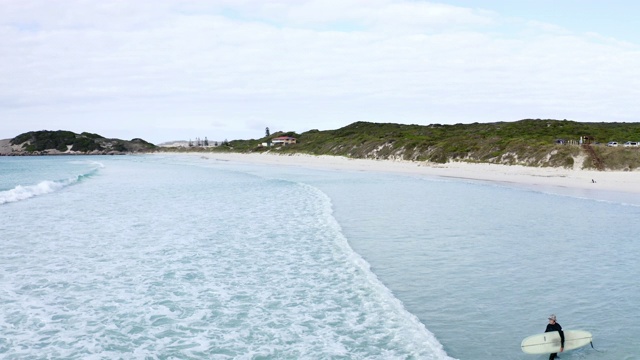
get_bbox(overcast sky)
[2,0,639,143]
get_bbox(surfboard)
[521,330,592,354]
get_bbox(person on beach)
[545,314,564,359]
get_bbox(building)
[272,136,297,145]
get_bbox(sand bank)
[178,152,640,195]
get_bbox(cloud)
[1,0,639,143]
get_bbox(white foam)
[1,159,460,358]
[0,180,68,204]
[303,182,457,359]
[24,156,640,358]
[0,163,101,205]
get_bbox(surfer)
[545,314,564,359]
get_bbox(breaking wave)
[0,166,101,205]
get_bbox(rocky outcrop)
[0,139,17,155]
[0,131,156,156]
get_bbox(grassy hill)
[214,119,640,170]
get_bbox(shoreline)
[169,152,640,195]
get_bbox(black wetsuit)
[545,322,565,360]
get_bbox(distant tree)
[266,127,272,147]
[188,139,193,147]
[204,137,209,146]
[265,127,270,137]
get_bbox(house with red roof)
[272,136,297,145]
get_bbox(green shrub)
[71,137,102,152]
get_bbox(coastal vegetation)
[5,130,155,155]
[5,120,640,170]
[219,119,640,170]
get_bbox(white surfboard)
[521,330,592,354]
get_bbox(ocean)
[1,154,639,359]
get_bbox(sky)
[1,0,640,144]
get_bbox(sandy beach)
[187,152,640,195]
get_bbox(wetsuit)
[545,322,564,360]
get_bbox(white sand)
[182,152,640,195]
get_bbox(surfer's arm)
[559,330,565,349]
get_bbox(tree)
[266,127,272,147]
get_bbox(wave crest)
[0,167,100,205]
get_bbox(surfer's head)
[548,314,556,322]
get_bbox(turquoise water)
[1,155,639,359]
